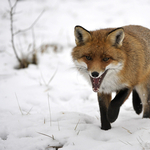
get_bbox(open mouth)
[90,70,108,92]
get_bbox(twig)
[57,119,60,131]
[40,68,57,91]
[40,71,47,85]
[13,10,45,35]
[38,132,64,149]
[122,127,132,134]
[15,93,23,115]
[119,140,132,146]
[32,28,35,52]
[47,68,58,86]
[8,0,18,11]
[74,119,80,131]
[119,140,128,145]
[48,93,52,126]
[47,145,63,150]
[8,0,22,65]
[31,28,37,64]
[37,132,55,140]
[77,130,80,135]
[8,0,44,68]
[26,106,33,115]
[137,137,145,150]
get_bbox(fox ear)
[107,28,124,48]
[74,26,91,46]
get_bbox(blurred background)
[1,0,150,51]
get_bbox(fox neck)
[99,68,128,93]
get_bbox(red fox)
[72,25,150,130]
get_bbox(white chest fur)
[99,63,128,93]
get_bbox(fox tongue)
[91,77,101,92]
[90,70,108,92]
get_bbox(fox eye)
[86,56,92,60]
[103,57,110,62]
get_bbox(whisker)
[78,67,88,72]
[68,65,88,75]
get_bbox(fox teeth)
[90,70,108,93]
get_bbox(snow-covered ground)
[0,0,150,149]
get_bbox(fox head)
[72,26,127,93]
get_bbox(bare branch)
[32,28,35,51]
[8,0,22,64]
[14,10,45,35]
[8,0,44,68]
[8,0,18,12]
[8,0,12,8]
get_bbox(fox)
[71,25,150,130]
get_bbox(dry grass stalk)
[37,132,64,149]
[15,93,23,115]
[47,94,52,126]
[40,43,63,53]
[74,119,80,131]
[37,132,55,140]
[122,127,132,134]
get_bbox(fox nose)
[91,71,99,78]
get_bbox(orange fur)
[72,25,150,130]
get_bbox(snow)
[0,0,150,149]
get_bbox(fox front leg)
[107,88,132,123]
[132,90,142,115]
[97,93,111,130]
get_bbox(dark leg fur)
[107,88,131,123]
[97,93,111,130]
[132,90,142,115]
[143,92,150,118]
